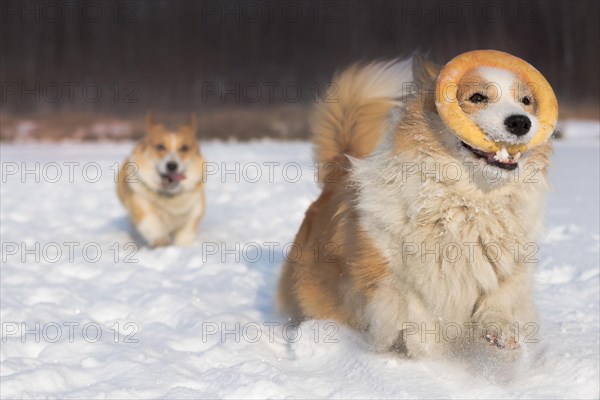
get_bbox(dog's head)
[136,113,204,195]
[454,67,540,170]
[415,50,557,172]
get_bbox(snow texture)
[1,121,599,398]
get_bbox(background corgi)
[117,113,205,247]
[277,53,555,358]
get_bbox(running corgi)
[117,113,205,247]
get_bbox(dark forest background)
[1,0,599,140]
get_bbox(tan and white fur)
[117,113,205,247]
[277,56,552,359]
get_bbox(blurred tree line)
[1,0,598,117]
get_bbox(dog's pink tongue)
[485,152,497,163]
[169,173,186,181]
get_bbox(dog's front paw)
[481,322,519,350]
[173,230,196,246]
[150,237,172,248]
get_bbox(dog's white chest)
[353,151,545,323]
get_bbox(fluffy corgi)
[117,113,205,247]
[277,50,557,358]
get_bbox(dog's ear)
[412,53,441,85]
[412,53,441,113]
[189,112,197,134]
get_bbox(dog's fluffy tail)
[312,59,413,178]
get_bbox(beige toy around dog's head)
[435,50,558,156]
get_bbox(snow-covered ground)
[1,121,599,399]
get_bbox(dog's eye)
[469,93,488,104]
[522,96,531,106]
[180,145,190,153]
[155,144,166,151]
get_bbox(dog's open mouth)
[160,173,186,186]
[461,142,520,171]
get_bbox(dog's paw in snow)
[173,230,197,246]
[481,323,520,350]
[150,237,172,248]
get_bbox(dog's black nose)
[166,161,178,172]
[504,115,531,136]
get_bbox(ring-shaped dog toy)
[435,50,558,155]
